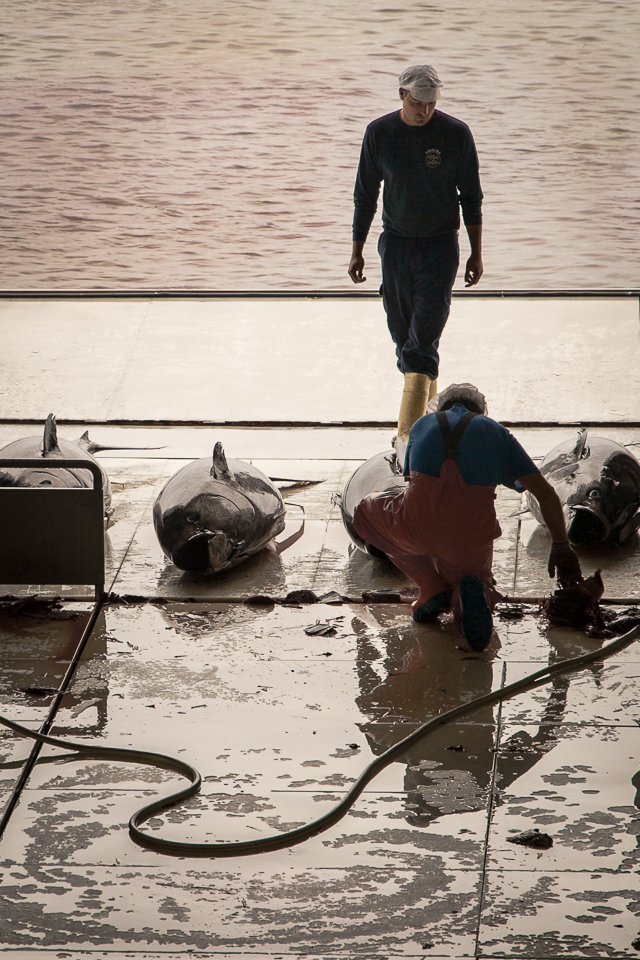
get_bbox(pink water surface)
[1,0,639,290]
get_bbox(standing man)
[348,65,484,445]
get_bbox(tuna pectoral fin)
[618,509,640,543]
[573,428,590,460]
[509,507,531,518]
[274,502,305,555]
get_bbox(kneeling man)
[353,384,582,651]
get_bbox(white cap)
[398,64,442,102]
[427,383,488,415]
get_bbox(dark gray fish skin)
[153,442,286,575]
[0,414,113,525]
[527,431,640,545]
[338,449,406,557]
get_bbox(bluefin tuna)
[153,442,287,575]
[337,447,406,557]
[0,414,114,525]
[527,430,640,545]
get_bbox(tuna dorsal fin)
[211,442,233,481]
[573,428,590,460]
[42,414,59,456]
[77,430,93,452]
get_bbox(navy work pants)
[378,230,459,379]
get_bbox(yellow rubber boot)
[428,378,438,402]
[397,372,431,442]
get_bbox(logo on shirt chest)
[425,148,441,168]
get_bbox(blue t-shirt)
[404,404,538,490]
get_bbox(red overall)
[353,411,503,632]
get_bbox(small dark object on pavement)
[496,603,527,620]
[506,828,553,849]
[304,622,337,637]
[611,615,640,635]
[286,590,319,604]
[543,570,605,630]
[243,595,275,606]
[446,745,465,752]
[316,591,345,604]
[631,938,640,952]
[362,590,404,603]
[0,596,80,620]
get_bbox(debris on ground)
[105,593,168,606]
[495,603,528,620]
[304,621,337,637]
[362,590,405,603]
[610,615,640,635]
[543,570,608,634]
[243,595,276,607]
[0,596,81,620]
[286,589,319,604]
[506,828,553,849]
[316,590,345,604]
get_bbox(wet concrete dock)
[1,296,639,957]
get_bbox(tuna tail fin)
[211,442,233,481]
[573,428,590,460]
[42,414,59,456]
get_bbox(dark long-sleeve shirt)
[352,109,483,242]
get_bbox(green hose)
[1,624,638,858]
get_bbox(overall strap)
[436,410,478,460]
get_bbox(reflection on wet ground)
[1,428,639,957]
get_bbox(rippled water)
[1,0,639,290]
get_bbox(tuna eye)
[186,513,199,523]
[588,489,601,499]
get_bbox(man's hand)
[464,224,483,287]
[464,254,483,287]
[548,541,583,586]
[348,241,366,283]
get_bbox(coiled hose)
[0,623,638,858]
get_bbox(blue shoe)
[413,591,452,624]
[459,576,493,651]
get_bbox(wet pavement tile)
[112,515,345,600]
[500,659,640,727]
[489,725,640,873]
[106,461,521,602]
[478,870,640,957]
[0,854,481,956]
[515,517,640,601]
[0,600,499,954]
[0,606,95,725]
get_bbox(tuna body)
[153,443,285,575]
[338,448,406,557]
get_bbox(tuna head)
[153,444,258,575]
[565,449,640,545]
[536,432,640,546]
